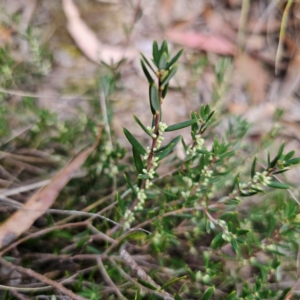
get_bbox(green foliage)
[2,37,300,300]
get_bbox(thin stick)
[96,256,127,300]
[0,257,87,300]
[275,0,294,75]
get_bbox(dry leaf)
[62,0,136,64]
[0,128,102,249]
[166,30,236,55]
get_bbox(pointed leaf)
[123,128,146,155]
[165,119,198,132]
[158,52,168,69]
[174,294,183,300]
[132,147,144,174]
[135,288,141,300]
[124,173,136,194]
[155,135,181,161]
[201,286,215,300]
[161,64,178,86]
[251,157,256,178]
[140,53,156,73]
[285,157,300,165]
[167,48,184,68]
[210,232,224,249]
[137,278,157,290]
[116,192,125,214]
[206,110,215,122]
[133,115,152,137]
[140,59,154,84]
[267,181,290,189]
[149,83,160,114]
[160,276,187,290]
[225,291,237,300]
[270,143,284,168]
[181,136,187,152]
[160,39,169,54]
[119,231,147,244]
[152,40,160,66]
[162,83,169,98]
[284,150,295,161]
[272,168,290,174]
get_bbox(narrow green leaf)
[285,157,300,165]
[206,110,215,122]
[116,192,125,214]
[155,135,181,161]
[204,104,210,114]
[284,150,295,161]
[251,157,256,178]
[162,83,169,98]
[135,288,141,300]
[161,64,178,86]
[165,119,198,132]
[270,143,284,168]
[137,278,157,290]
[132,146,144,174]
[278,142,285,158]
[174,294,183,300]
[158,52,168,69]
[119,231,147,244]
[201,286,215,300]
[133,115,152,137]
[152,40,160,66]
[210,232,224,249]
[160,39,169,55]
[181,136,187,152]
[231,238,239,254]
[140,53,156,73]
[267,152,270,167]
[272,168,290,174]
[191,111,199,133]
[140,59,154,84]
[123,128,146,155]
[124,173,136,194]
[149,83,160,114]
[240,190,258,197]
[267,181,290,189]
[167,48,184,68]
[160,276,187,290]
[225,291,237,300]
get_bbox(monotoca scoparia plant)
[118,40,300,299]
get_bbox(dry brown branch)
[96,256,127,300]
[120,248,174,300]
[0,128,102,249]
[0,257,87,300]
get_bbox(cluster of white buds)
[145,179,153,189]
[201,166,213,177]
[181,190,190,199]
[123,209,135,229]
[253,171,271,186]
[146,126,157,139]
[201,166,214,187]
[104,164,118,177]
[186,134,205,156]
[154,122,168,150]
[142,167,155,179]
[240,171,271,193]
[134,187,147,211]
